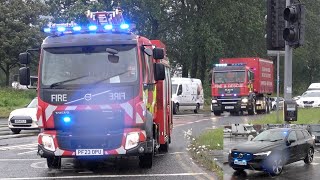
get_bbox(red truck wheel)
[46,156,61,169]
[139,153,153,168]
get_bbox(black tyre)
[47,156,61,169]
[194,103,200,114]
[266,155,284,176]
[159,141,169,152]
[173,103,179,115]
[273,105,276,111]
[213,111,221,116]
[304,147,314,164]
[232,167,244,172]
[139,153,153,168]
[11,129,21,134]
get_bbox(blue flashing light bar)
[44,28,51,33]
[120,23,129,29]
[88,25,98,31]
[73,26,82,31]
[43,23,135,35]
[104,24,113,30]
[57,27,66,32]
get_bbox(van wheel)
[194,103,200,114]
[11,129,21,134]
[47,156,61,169]
[213,111,221,116]
[173,103,179,115]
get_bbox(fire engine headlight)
[212,99,217,104]
[125,132,140,150]
[242,98,248,103]
[42,135,55,152]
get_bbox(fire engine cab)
[18,9,172,169]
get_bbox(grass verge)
[252,108,320,124]
[187,128,223,180]
[0,88,36,118]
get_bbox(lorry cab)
[171,78,204,114]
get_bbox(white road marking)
[0,159,41,161]
[0,143,37,151]
[0,173,207,180]
[173,118,211,128]
[156,152,186,156]
[18,150,38,155]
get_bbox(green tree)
[0,0,47,86]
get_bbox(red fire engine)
[211,57,274,116]
[18,9,172,169]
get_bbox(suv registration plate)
[234,159,247,165]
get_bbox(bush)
[0,88,36,107]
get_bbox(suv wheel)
[304,148,314,164]
[268,158,283,176]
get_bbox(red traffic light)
[284,6,298,22]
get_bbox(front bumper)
[37,129,149,158]
[8,116,39,130]
[38,140,153,158]
[212,103,249,112]
[228,153,267,171]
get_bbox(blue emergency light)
[43,9,135,36]
[63,116,71,123]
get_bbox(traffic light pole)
[284,0,292,100]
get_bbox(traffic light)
[283,4,305,47]
[266,0,286,50]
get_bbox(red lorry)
[18,9,172,169]
[211,57,274,116]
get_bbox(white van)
[308,83,320,91]
[171,78,204,114]
[231,124,257,136]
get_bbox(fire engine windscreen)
[214,71,245,84]
[41,45,138,87]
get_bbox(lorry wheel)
[213,111,221,116]
[46,156,61,169]
[139,153,153,168]
[159,141,169,152]
[11,129,21,134]
[194,103,200,114]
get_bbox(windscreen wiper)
[92,70,129,85]
[50,75,89,88]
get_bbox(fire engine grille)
[54,110,125,150]
[57,134,123,150]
